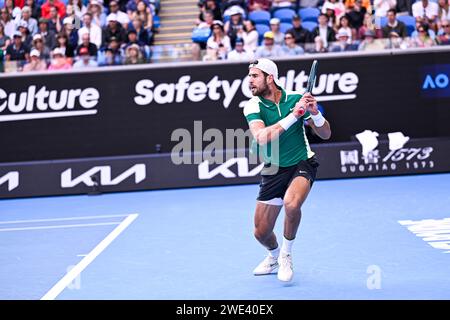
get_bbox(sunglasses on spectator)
[443,25,450,27]
[284,36,293,39]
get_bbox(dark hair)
[387,9,397,15]
[319,13,328,20]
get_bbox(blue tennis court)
[1,173,449,300]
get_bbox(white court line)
[0,222,121,232]
[0,214,129,225]
[41,213,138,300]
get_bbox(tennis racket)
[298,60,319,116]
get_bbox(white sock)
[268,247,280,259]
[281,237,295,255]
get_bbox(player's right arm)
[244,98,306,146]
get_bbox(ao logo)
[422,73,449,89]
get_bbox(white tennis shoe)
[253,255,279,275]
[277,252,294,282]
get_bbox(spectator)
[412,0,438,25]
[337,15,354,43]
[23,49,48,71]
[122,29,146,57]
[358,12,384,40]
[131,17,151,45]
[254,31,284,58]
[436,19,450,44]
[329,29,358,51]
[31,33,51,61]
[99,47,122,66]
[358,29,385,50]
[310,35,328,53]
[37,18,57,50]
[0,24,11,52]
[385,30,408,48]
[287,15,310,45]
[108,0,130,30]
[20,6,38,36]
[18,20,33,48]
[281,31,305,55]
[197,10,215,29]
[247,0,271,12]
[55,33,75,62]
[4,0,21,22]
[198,0,222,23]
[73,46,98,68]
[68,0,86,19]
[78,13,102,48]
[48,6,63,34]
[322,1,337,28]
[25,0,41,20]
[345,0,372,13]
[65,5,82,29]
[410,20,436,39]
[124,43,145,64]
[62,17,78,48]
[1,8,16,38]
[204,20,231,60]
[48,47,72,70]
[222,1,246,12]
[76,31,98,56]
[5,31,30,63]
[132,1,154,32]
[224,7,244,49]
[269,18,284,46]
[104,37,123,62]
[102,14,127,48]
[374,0,397,17]
[345,0,367,30]
[227,37,254,60]
[41,0,66,20]
[310,14,336,48]
[396,0,413,16]
[410,22,436,47]
[322,0,346,20]
[382,9,408,38]
[239,19,258,52]
[438,0,450,26]
[87,0,107,28]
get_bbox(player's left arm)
[302,93,332,140]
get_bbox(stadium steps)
[152,0,199,62]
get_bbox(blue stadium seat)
[273,8,297,23]
[255,24,270,44]
[248,10,271,26]
[191,28,211,43]
[280,22,293,33]
[302,21,318,32]
[298,7,320,23]
[379,16,388,28]
[153,16,160,29]
[397,15,416,36]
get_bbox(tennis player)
[244,58,331,282]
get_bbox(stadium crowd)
[1,0,449,71]
[194,0,450,61]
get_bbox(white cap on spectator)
[107,13,118,22]
[21,6,31,13]
[13,30,22,38]
[30,49,40,57]
[33,33,42,41]
[270,18,280,25]
[322,2,335,11]
[52,47,65,56]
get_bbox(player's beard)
[251,79,270,97]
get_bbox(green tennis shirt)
[243,89,315,167]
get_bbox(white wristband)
[311,112,325,127]
[279,113,297,131]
